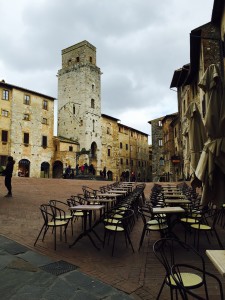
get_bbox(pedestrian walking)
[2,156,15,197]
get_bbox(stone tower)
[57,41,102,170]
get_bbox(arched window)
[91,98,95,108]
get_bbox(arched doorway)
[18,159,30,177]
[52,160,63,178]
[91,142,97,159]
[41,162,50,178]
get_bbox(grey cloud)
[0,0,213,135]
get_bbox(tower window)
[76,57,80,62]
[23,114,30,121]
[108,148,111,156]
[24,95,30,105]
[90,56,93,63]
[43,100,48,110]
[42,136,47,148]
[69,146,73,151]
[120,142,122,149]
[92,84,95,90]
[24,132,29,144]
[73,104,75,114]
[92,120,95,132]
[2,130,8,142]
[42,118,48,125]
[91,99,95,108]
[2,90,9,100]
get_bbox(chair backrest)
[196,205,219,228]
[138,206,152,225]
[82,186,98,198]
[120,209,135,231]
[40,204,54,224]
[153,238,205,279]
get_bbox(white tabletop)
[206,250,225,277]
[86,198,114,203]
[69,205,105,211]
[165,199,191,204]
[153,206,185,214]
[108,190,127,194]
[164,194,185,198]
[96,193,120,198]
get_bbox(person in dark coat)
[3,156,15,197]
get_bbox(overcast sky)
[0,0,214,140]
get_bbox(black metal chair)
[171,263,224,300]
[138,206,168,251]
[34,204,69,250]
[190,206,224,251]
[153,238,219,300]
[103,208,135,256]
[49,199,74,235]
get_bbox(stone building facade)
[0,41,150,181]
[148,117,164,182]
[0,80,55,178]
[161,113,178,182]
[57,41,103,173]
[170,20,222,180]
[57,40,150,181]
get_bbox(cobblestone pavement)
[0,177,225,299]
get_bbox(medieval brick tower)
[57,41,103,171]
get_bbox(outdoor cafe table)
[153,206,185,238]
[163,194,185,199]
[162,185,177,189]
[206,250,225,277]
[162,189,180,193]
[96,192,121,199]
[108,190,128,194]
[69,204,105,250]
[110,187,129,193]
[164,199,191,205]
[119,184,134,192]
[86,197,115,211]
[120,186,133,192]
